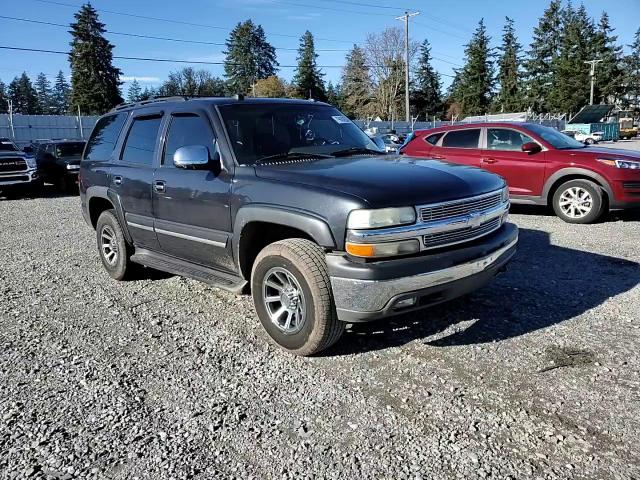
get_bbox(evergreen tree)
[523,0,563,112]
[8,73,39,114]
[139,86,157,101]
[548,3,595,113]
[224,20,278,95]
[158,68,226,97]
[68,3,122,114]
[127,79,142,103]
[34,73,53,114]
[623,28,640,108]
[411,39,443,119]
[340,45,372,118]
[593,12,624,104]
[495,17,523,112]
[292,31,326,101]
[454,19,494,116]
[325,82,342,107]
[51,71,71,115]
[0,79,9,114]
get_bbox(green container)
[569,123,620,141]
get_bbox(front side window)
[442,129,481,149]
[121,116,162,166]
[164,114,215,166]
[84,113,127,161]
[218,103,381,165]
[487,129,535,151]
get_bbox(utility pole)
[396,11,420,122]
[584,59,603,105]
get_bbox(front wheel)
[585,138,595,145]
[552,179,605,224]
[251,238,345,356]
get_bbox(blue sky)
[1,0,639,95]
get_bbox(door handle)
[482,158,498,164]
[113,175,123,186]
[153,180,166,193]
[431,154,445,160]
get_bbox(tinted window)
[121,116,162,166]
[84,113,127,161]
[487,129,535,151]
[55,142,85,157]
[425,132,444,145]
[0,140,19,152]
[164,114,215,166]
[442,129,480,148]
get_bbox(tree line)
[1,1,639,119]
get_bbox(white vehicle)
[575,131,603,145]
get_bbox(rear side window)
[425,132,444,145]
[442,129,481,148]
[120,116,162,166]
[84,113,127,161]
[163,114,215,166]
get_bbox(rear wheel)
[96,209,135,280]
[552,179,605,224]
[251,238,345,356]
[585,138,595,145]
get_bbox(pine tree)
[127,79,142,103]
[325,82,342,107]
[158,68,226,97]
[68,3,122,114]
[34,73,53,114]
[139,86,157,101]
[593,12,624,104]
[548,3,595,113]
[411,39,443,119]
[494,17,523,112]
[51,71,71,115]
[8,73,39,114]
[224,20,278,95]
[340,45,372,118]
[523,0,563,112]
[623,28,640,108]
[454,19,494,116]
[0,79,9,114]
[292,31,326,101]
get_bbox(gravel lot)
[1,187,639,479]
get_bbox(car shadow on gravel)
[325,227,640,355]
[0,183,78,200]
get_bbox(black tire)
[552,179,605,224]
[251,238,345,356]
[95,209,135,280]
[56,175,78,194]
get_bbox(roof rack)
[112,96,190,111]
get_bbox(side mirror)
[174,145,210,169]
[521,142,542,154]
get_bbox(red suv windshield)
[526,124,586,150]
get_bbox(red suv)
[401,122,640,223]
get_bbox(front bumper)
[0,168,39,187]
[328,223,518,322]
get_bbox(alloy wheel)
[558,187,593,219]
[262,267,306,335]
[100,225,119,266]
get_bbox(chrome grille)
[423,217,502,249]
[0,158,28,173]
[419,192,502,222]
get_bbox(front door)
[152,110,234,272]
[110,111,163,250]
[481,128,547,197]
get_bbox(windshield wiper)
[255,151,334,164]
[330,147,382,157]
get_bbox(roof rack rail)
[111,96,190,111]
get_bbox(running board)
[131,249,247,294]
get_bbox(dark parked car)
[0,137,41,195]
[401,122,640,223]
[80,97,518,355]
[34,140,85,192]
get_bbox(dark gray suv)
[80,97,518,355]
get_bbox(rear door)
[110,110,164,250]
[152,108,234,272]
[431,128,483,166]
[481,127,547,196]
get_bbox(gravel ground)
[1,189,639,480]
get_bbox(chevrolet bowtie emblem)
[467,211,483,228]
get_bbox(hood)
[255,155,505,208]
[578,147,640,160]
[0,151,27,159]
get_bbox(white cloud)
[120,76,161,83]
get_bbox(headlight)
[597,158,640,169]
[348,207,416,229]
[346,239,420,258]
[501,185,510,203]
[25,157,37,169]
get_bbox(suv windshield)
[0,140,19,152]
[55,142,85,157]
[526,124,586,150]
[218,103,382,165]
